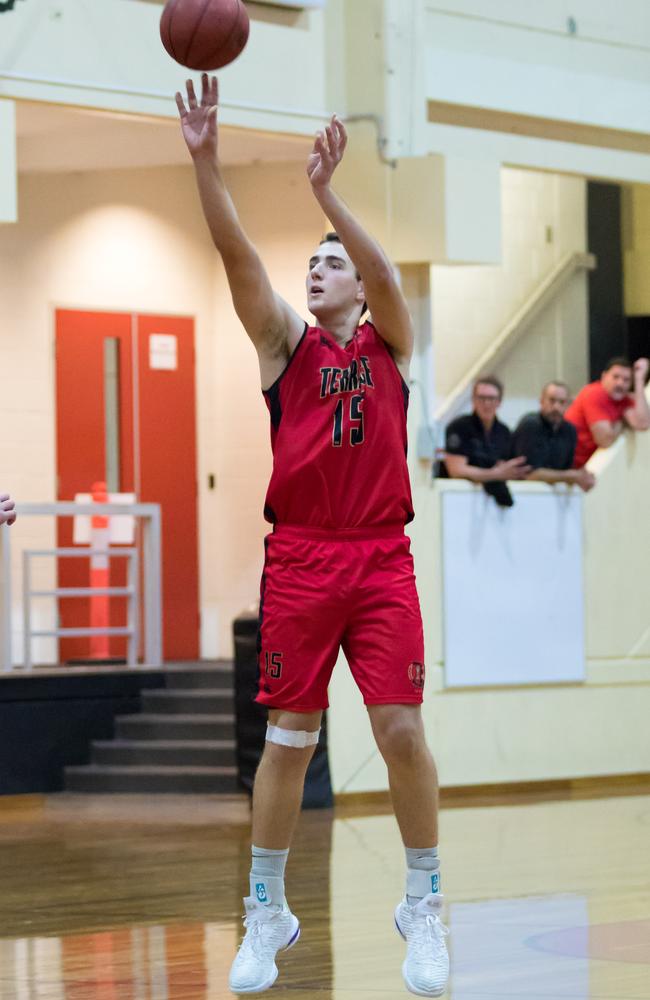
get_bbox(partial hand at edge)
[0,494,16,526]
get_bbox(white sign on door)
[149,334,178,370]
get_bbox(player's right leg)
[229,708,322,995]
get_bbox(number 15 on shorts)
[264,651,283,679]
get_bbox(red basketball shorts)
[256,524,426,712]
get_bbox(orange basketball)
[160,0,250,71]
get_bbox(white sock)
[405,846,440,905]
[249,845,289,907]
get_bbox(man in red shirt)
[565,357,650,468]
[177,76,448,998]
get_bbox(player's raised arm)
[177,75,304,373]
[307,116,413,369]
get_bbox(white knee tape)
[266,724,320,749]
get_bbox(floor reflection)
[0,793,648,999]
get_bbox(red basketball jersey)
[262,321,414,530]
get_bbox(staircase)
[64,662,239,793]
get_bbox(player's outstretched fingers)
[175,91,187,116]
[333,115,348,149]
[186,78,198,108]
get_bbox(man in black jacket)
[442,376,529,507]
[513,381,595,491]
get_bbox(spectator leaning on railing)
[0,494,16,526]
[565,357,650,468]
[442,376,530,507]
[513,381,596,492]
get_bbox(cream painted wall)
[329,460,650,794]
[0,159,324,662]
[432,167,588,422]
[624,183,650,316]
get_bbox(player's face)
[601,365,632,400]
[306,244,364,320]
[540,384,569,425]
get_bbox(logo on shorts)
[255,882,268,903]
[408,661,426,690]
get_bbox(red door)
[55,309,199,662]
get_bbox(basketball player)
[0,494,16,526]
[177,74,449,998]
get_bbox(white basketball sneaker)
[229,896,300,994]
[394,892,450,997]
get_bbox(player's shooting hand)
[307,115,347,188]
[0,494,16,526]
[633,357,649,382]
[176,73,219,160]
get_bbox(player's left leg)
[342,530,448,997]
[368,704,449,998]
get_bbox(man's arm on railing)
[445,455,531,483]
[527,468,595,491]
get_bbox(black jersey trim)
[369,320,411,405]
[261,322,309,397]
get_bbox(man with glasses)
[442,376,529,506]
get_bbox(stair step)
[64,764,239,794]
[165,663,234,690]
[115,713,235,741]
[92,739,236,767]
[141,689,234,715]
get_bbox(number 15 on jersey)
[332,393,365,447]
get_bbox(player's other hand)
[493,456,532,481]
[307,115,347,189]
[0,494,16,526]
[633,357,649,382]
[176,73,219,160]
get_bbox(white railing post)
[143,505,163,666]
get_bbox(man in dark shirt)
[513,381,595,492]
[443,376,530,507]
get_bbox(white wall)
[403,1,650,183]
[432,167,588,424]
[329,463,650,793]
[0,161,324,662]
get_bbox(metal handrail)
[1,502,162,672]
[22,547,139,671]
[434,251,597,428]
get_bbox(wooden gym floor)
[0,788,648,999]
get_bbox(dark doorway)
[587,182,625,380]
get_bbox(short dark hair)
[542,379,570,395]
[602,356,632,372]
[320,231,367,319]
[473,375,504,399]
